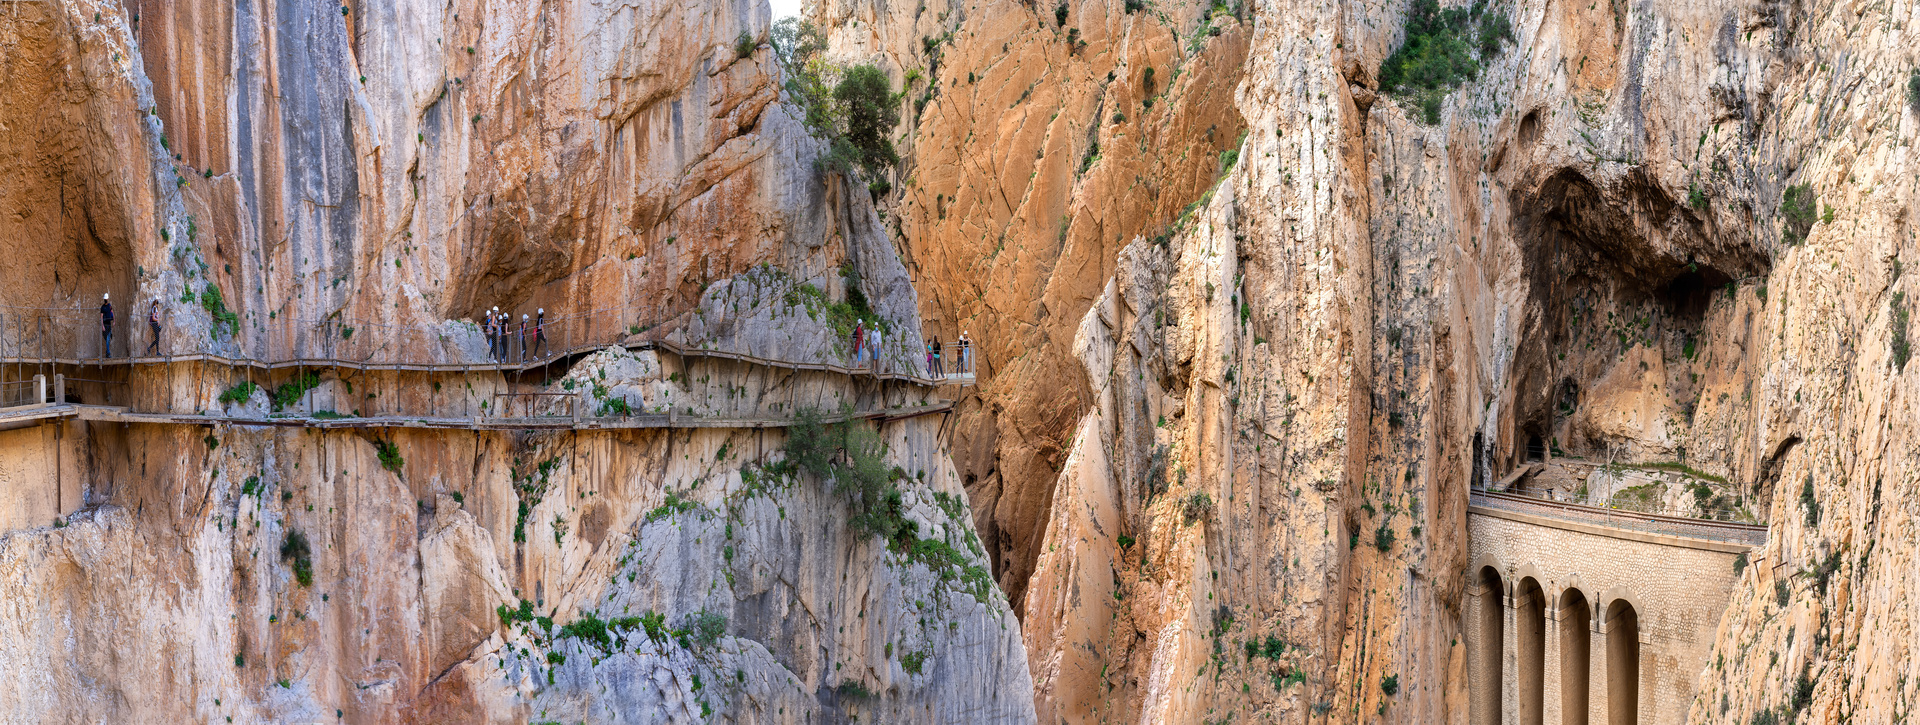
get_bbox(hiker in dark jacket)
[99,294,114,357]
[532,309,549,357]
[146,300,163,355]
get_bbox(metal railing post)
[54,374,64,404]
[34,374,44,404]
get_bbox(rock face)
[821,0,1255,612]
[840,0,1919,722]
[0,0,1034,721]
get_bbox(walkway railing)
[0,303,980,384]
[1470,488,1768,547]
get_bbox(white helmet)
[103,293,109,300]
[537,308,543,315]
[522,314,529,320]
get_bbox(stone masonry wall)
[1467,508,1753,725]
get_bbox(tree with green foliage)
[1377,0,1513,124]
[772,18,837,136]
[835,65,902,178]
[772,19,900,185]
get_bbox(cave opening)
[1501,166,1768,468]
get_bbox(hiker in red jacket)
[851,319,866,367]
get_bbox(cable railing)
[0,304,655,366]
[0,302,992,392]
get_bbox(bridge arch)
[1515,575,1547,725]
[1469,559,1507,725]
[1469,552,1509,587]
[1604,598,1641,725]
[1595,584,1647,625]
[1559,587,1593,725]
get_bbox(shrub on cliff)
[784,408,908,541]
[200,284,238,337]
[1891,291,1910,372]
[280,529,313,587]
[1780,183,1819,246]
[1909,68,1920,114]
[1377,0,1514,124]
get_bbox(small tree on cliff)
[834,64,902,179]
[771,20,901,186]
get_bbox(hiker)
[519,314,530,362]
[483,308,498,360]
[867,320,883,373]
[852,319,866,367]
[532,309,548,357]
[146,300,163,355]
[99,294,114,357]
[925,337,934,374]
[491,307,505,360]
[958,330,971,374]
[932,336,943,376]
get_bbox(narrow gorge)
[0,0,1915,723]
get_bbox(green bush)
[1909,68,1920,114]
[1780,183,1818,246]
[1182,492,1214,524]
[1374,523,1397,552]
[271,372,321,412]
[902,648,929,674]
[1381,673,1400,696]
[837,680,875,699]
[376,439,405,474]
[1377,0,1512,124]
[200,284,239,336]
[218,381,258,405]
[1688,181,1708,211]
[734,31,755,60]
[685,610,727,649]
[1891,291,1910,372]
[280,529,313,587]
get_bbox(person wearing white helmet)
[484,307,499,361]
[99,293,114,357]
[868,319,883,374]
[518,314,530,362]
[962,329,972,374]
[532,308,548,357]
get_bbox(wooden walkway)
[0,401,953,432]
[0,339,976,388]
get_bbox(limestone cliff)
[820,0,1254,613]
[0,0,1033,721]
[839,0,1919,721]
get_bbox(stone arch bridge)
[1466,487,1766,725]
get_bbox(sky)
[769,0,802,20]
